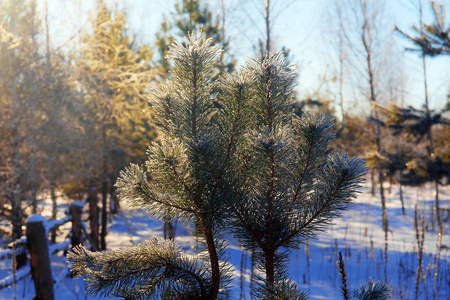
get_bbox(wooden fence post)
[88,187,99,250]
[70,202,83,248]
[26,215,54,300]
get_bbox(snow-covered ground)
[0,180,449,299]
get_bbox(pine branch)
[247,52,297,129]
[149,82,178,135]
[353,279,390,300]
[292,113,334,203]
[259,279,308,300]
[68,238,212,300]
[232,206,266,249]
[275,153,367,249]
[115,164,197,219]
[216,70,254,161]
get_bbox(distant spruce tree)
[69,34,379,299]
[395,1,449,57]
[369,102,450,187]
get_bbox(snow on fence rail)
[0,201,89,298]
[0,265,31,290]
[47,215,72,234]
[0,236,27,260]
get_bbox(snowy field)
[0,180,449,300]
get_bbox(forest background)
[1,0,450,273]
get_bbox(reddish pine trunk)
[203,226,220,300]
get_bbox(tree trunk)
[167,220,175,240]
[264,0,271,53]
[50,185,57,243]
[11,191,27,269]
[370,170,375,196]
[101,179,107,250]
[164,215,175,240]
[400,184,405,215]
[379,172,388,232]
[109,184,118,215]
[418,3,440,229]
[30,146,37,215]
[265,249,275,293]
[101,127,108,250]
[203,225,220,300]
[11,192,23,241]
[11,128,23,244]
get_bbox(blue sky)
[46,0,450,116]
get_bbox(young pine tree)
[69,34,369,299]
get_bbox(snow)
[0,180,449,299]
[72,201,84,208]
[49,238,71,254]
[47,215,71,232]
[0,266,31,290]
[53,266,71,288]
[0,246,25,260]
[25,214,47,224]
[0,249,14,260]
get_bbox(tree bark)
[101,126,108,250]
[11,191,27,269]
[203,225,220,300]
[164,216,175,240]
[264,0,271,53]
[400,184,405,215]
[50,185,57,243]
[101,178,107,250]
[265,249,275,292]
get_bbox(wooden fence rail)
[0,236,27,260]
[0,200,96,299]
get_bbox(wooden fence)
[0,197,98,300]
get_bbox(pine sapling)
[68,33,370,300]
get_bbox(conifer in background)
[395,2,449,56]
[156,0,235,78]
[390,2,450,227]
[69,34,371,299]
[369,103,450,208]
[75,0,157,250]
